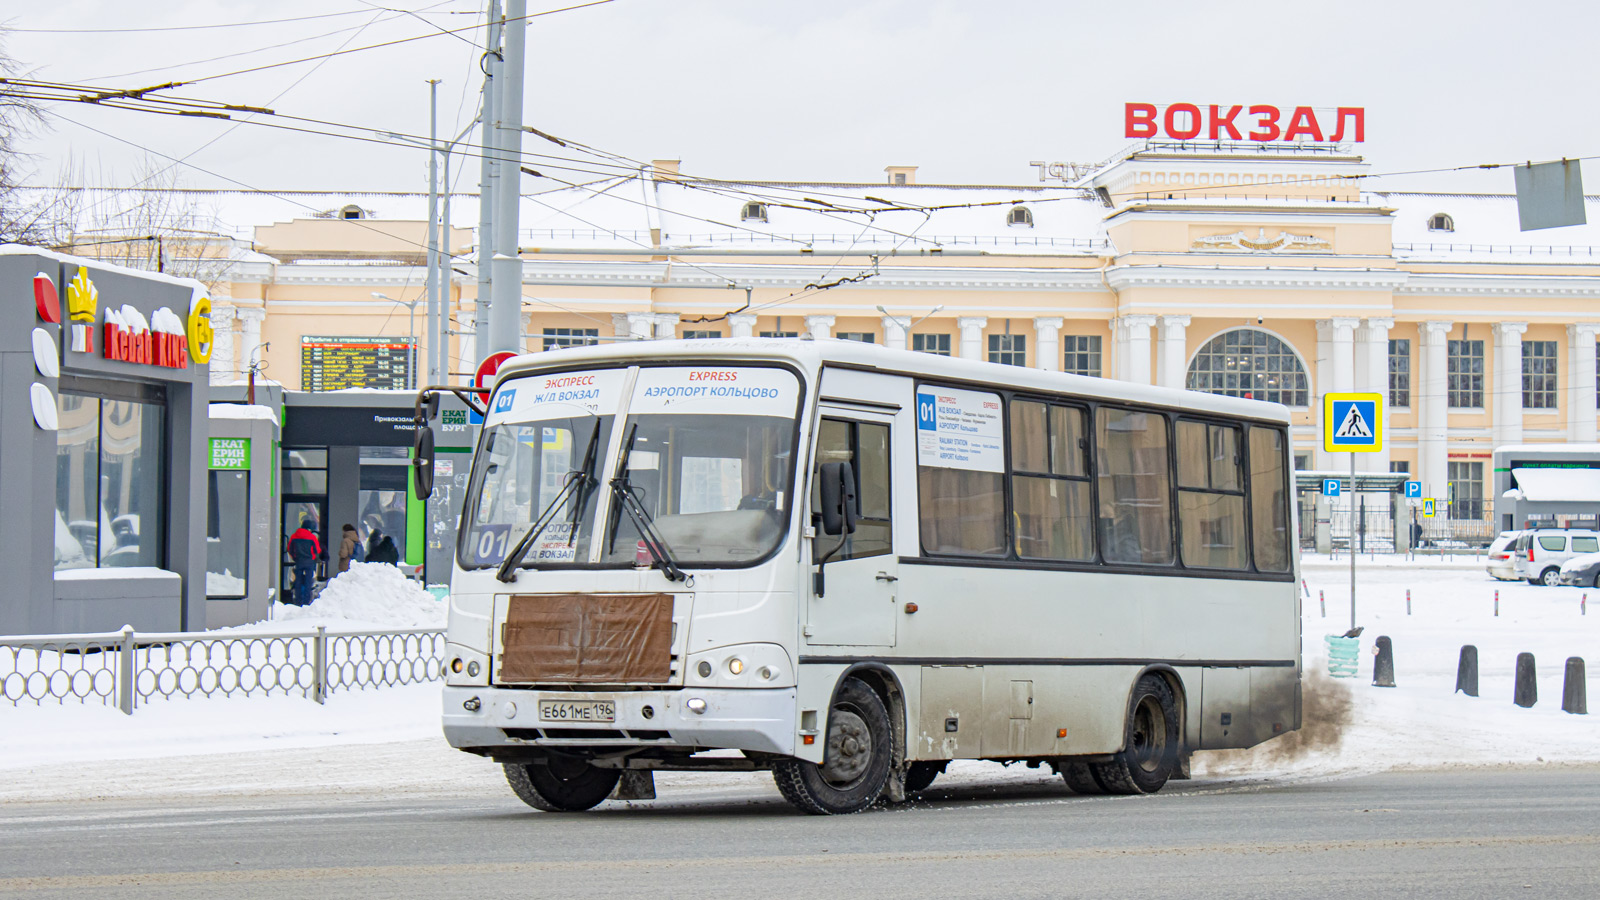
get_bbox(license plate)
[538,700,615,723]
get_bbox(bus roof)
[493,338,1293,424]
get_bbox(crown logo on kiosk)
[65,268,98,354]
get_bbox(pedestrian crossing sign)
[1322,392,1384,453]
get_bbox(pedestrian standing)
[287,520,322,606]
[337,523,359,574]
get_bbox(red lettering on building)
[1126,103,1364,142]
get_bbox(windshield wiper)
[495,422,603,583]
[605,422,687,583]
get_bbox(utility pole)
[425,79,441,387]
[475,0,502,373]
[487,0,525,355]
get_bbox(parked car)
[1484,531,1520,581]
[1559,552,1600,588]
[1513,528,1600,586]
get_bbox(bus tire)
[904,760,946,794]
[1091,674,1180,795]
[504,756,621,812]
[772,678,892,814]
[1058,761,1104,795]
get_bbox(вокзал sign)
[1125,103,1364,143]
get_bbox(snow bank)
[269,562,445,629]
[208,403,278,425]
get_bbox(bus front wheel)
[504,755,621,812]
[773,678,893,814]
[1091,674,1180,795]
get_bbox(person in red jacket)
[287,521,323,606]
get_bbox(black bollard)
[1514,652,1538,708]
[1372,635,1396,687]
[1455,645,1479,696]
[1562,658,1587,715]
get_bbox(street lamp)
[876,305,945,348]
[373,292,422,389]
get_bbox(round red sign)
[475,350,518,405]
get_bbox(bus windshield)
[601,411,796,566]
[459,363,802,571]
[461,411,614,568]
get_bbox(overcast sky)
[7,0,1597,197]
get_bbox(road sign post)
[1323,392,1385,632]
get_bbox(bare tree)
[0,33,75,246]
[63,159,238,290]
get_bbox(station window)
[1428,213,1454,232]
[1007,205,1034,227]
[1522,340,1558,409]
[1448,461,1484,521]
[759,331,799,339]
[682,330,721,340]
[1388,338,1411,407]
[740,201,769,223]
[1447,340,1484,408]
[1175,421,1246,570]
[1186,329,1309,407]
[836,332,876,344]
[988,333,1027,367]
[912,333,951,356]
[1062,335,1102,377]
[542,328,599,351]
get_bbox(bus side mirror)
[413,426,435,501]
[818,461,858,536]
[425,393,441,421]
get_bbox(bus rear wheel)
[772,678,893,815]
[1091,674,1180,795]
[504,754,621,812]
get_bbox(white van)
[1513,529,1600,586]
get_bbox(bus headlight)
[727,658,744,676]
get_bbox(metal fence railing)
[0,626,445,714]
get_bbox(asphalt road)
[2,765,1598,899]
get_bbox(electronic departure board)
[300,335,415,391]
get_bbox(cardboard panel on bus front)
[500,593,673,683]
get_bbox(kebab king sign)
[63,267,213,369]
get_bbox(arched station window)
[1185,328,1310,407]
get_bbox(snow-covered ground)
[2,556,1596,804]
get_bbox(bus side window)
[1095,407,1174,566]
[1010,399,1093,561]
[1175,420,1246,570]
[1248,426,1292,573]
[811,418,891,560]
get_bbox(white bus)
[413,338,1300,815]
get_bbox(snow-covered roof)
[209,403,279,425]
[1380,193,1600,261]
[1511,467,1600,503]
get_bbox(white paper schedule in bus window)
[916,387,1004,472]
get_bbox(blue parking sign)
[1322,478,1341,498]
[1404,481,1421,499]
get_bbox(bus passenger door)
[806,412,896,647]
